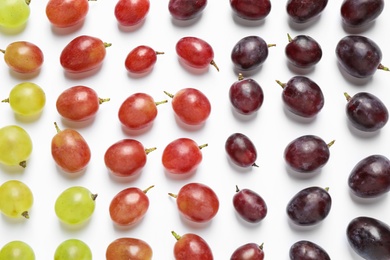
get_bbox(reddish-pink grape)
[106,237,153,260]
[233,185,267,223]
[125,45,164,75]
[230,243,265,260]
[171,231,213,260]
[168,0,207,20]
[225,133,258,168]
[114,0,150,27]
[46,0,93,28]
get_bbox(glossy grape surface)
[225,132,257,168]
[286,186,332,226]
[230,0,271,20]
[172,231,213,260]
[289,240,330,260]
[285,34,322,68]
[0,0,30,29]
[230,243,264,260]
[54,239,92,260]
[229,74,264,115]
[0,240,35,260]
[0,125,32,168]
[284,135,333,173]
[345,92,388,132]
[336,35,388,78]
[114,0,150,26]
[233,186,267,223]
[277,76,324,118]
[125,45,163,74]
[169,0,207,20]
[46,0,90,28]
[106,237,153,260]
[0,180,33,219]
[286,0,328,23]
[347,216,390,260]
[341,0,384,27]
[348,154,390,198]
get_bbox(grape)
[0,240,35,260]
[225,132,258,168]
[233,185,267,223]
[125,45,164,75]
[54,239,92,260]
[162,138,207,175]
[114,0,150,27]
[0,125,32,168]
[285,33,322,68]
[2,82,46,117]
[348,154,390,198]
[118,93,167,132]
[286,0,328,23]
[106,237,153,260]
[341,0,384,27]
[0,180,33,219]
[229,73,264,115]
[164,88,211,126]
[176,36,219,71]
[1,41,44,74]
[344,92,388,132]
[284,135,334,173]
[60,35,112,74]
[56,85,110,122]
[168,0,207,20]
[347,216,390,260]
[46,0,94,28]
[55,186,97,226]
[169,182,219,223]
[276,76,324,118]
[109,185,153,227]
[231,35,275,72]
[289,240,330,260]
[230,0,271,20]
[171,231,213,260]
[286,186,332,226]
[230,243,264,260]
[51,122,91,174]
[0,0,30,29]
[336,35,388,78]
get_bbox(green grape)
[2,82,46,117]
[0,125,32,168]
[0,0,31,29]
[0,240,35,260]
[54,239,92,260]
[0,180,33,219]
[55,186,97,226]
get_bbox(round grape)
[54,239,92,260]
[125,45,164,75]
[46,0,93,28]
[0,125,32,168]
[114,0,150,27]
[0,0,30,29]
[106,237,153,260]
[230,0,271,20]
[171,231,213,259]
[0,240,35,260]
[0,180,33,219]
[168,0,207,20]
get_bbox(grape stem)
[210,60,219,71]
[143,185,155,193]
[163,91,174,99]
[91,194,98,201]
[168,193,177,198]
[199,143,208,150]
[145,147,157,155]
[0,49,5,54]
[104,43,112,48]
[344,92,351,102]
[19,161,27,168]
[287,33,293,42]
[21,211,30,219]
[275,80,286,88]
[1,98,9,103]
[54,122,62,133]
[378,63,389,71]
[155,100,168,106]
[238,73,244,81]
[155,51,165,55]
[26,0,31,5]
[171,231,181,240]
[327,140,336,147]
[98,97,110,104]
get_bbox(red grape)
[114,0,150,27]
[341,0,384,27]
[125,45,164,75]
[230,243,265,260]
[56,85,110,122]
[285,33,322,68]
[171,231,213,260]
[168,0,207,20]
[1,41,43,74]
[104,139,156,179]
[286,0,328,23]
[176,36,219,72]
[46,0,94,28]
[162,137,207,175]
[233,185,267,223]
[289,240,330,260]
[109,185,154,227]
[225,133,258,168]
[169,182,219,223]
[230,0,271,20]
[106,237,153,260]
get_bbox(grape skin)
[0,0,30,29]
[106,237,153,260]
[54,239,92,260]
[0,240,35,260]
[0,180,33,219]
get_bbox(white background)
[1,0,390,259]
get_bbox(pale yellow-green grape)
[0,0,30,29]
[55,186,97,226]
[3,82,46,117]
[54,239,92,260]
[0,125,32,168]
[0,240,35,260]
[0,180,33,219]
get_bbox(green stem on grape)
[19,161,27,168]
[155,51,165,55]
[378,63,389,71]
[259,243,264,250]
[145,147,157,155]
[104,43,112,48]
[238,73,244,81]
[168,193,177,198]
[1,98,9,103]
[267,43,276,48]
[98,97,110,104]
[171,231,181,240]
[210,60,219,71]
[327,140,336,148]
[143,185,155,194]
[155,100,168,106]
[163,91,174,99]
[25,0,31,5]
[91,194,98,201]
[344,92,351,102]
[0,49,5,54]
[54,122,62,133]
[198,143,208,150]
[287,33,293,42]
[21,211,29,219]
[324,187,330,192]
[275,80,286,88]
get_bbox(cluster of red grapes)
[1,0,390,259]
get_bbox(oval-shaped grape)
[46,0,91,28]
[230,243,264,260]
[233,186,267,223]
[341,0,384,27]
[347,216,390,260]
[106,237,153,260]
[285,34,322,68]
[0,240,35,260]
[0,180,33,219]
[225,133,257,168]
[168,0,207,20]
[115,0,150,27]
[0,125,32,168]
[54,239,92,260]
[0,0,30,29]
[230,0,271,20]
[125,45,163,75]
[171,231,213,260]
[286,0,328,23]
[289,240,330,260]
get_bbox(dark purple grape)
[230,243,264,260]
[168,0,207,20]
[336,35,389,78]
[229,73,264,115]
[225,133,257,168]
[284,135,334,173]
[276,76,324,118]
[233,185,267,223]
[341,0,384,27]
[286,186,332,226]
[348,154,390,198]
[289,240,330,260]
[286,0,328,23]
[230,0,271,21]
[231,36,275,72]
[347,216,390,260]
[345,92,389,132]
[285,34,322,68]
